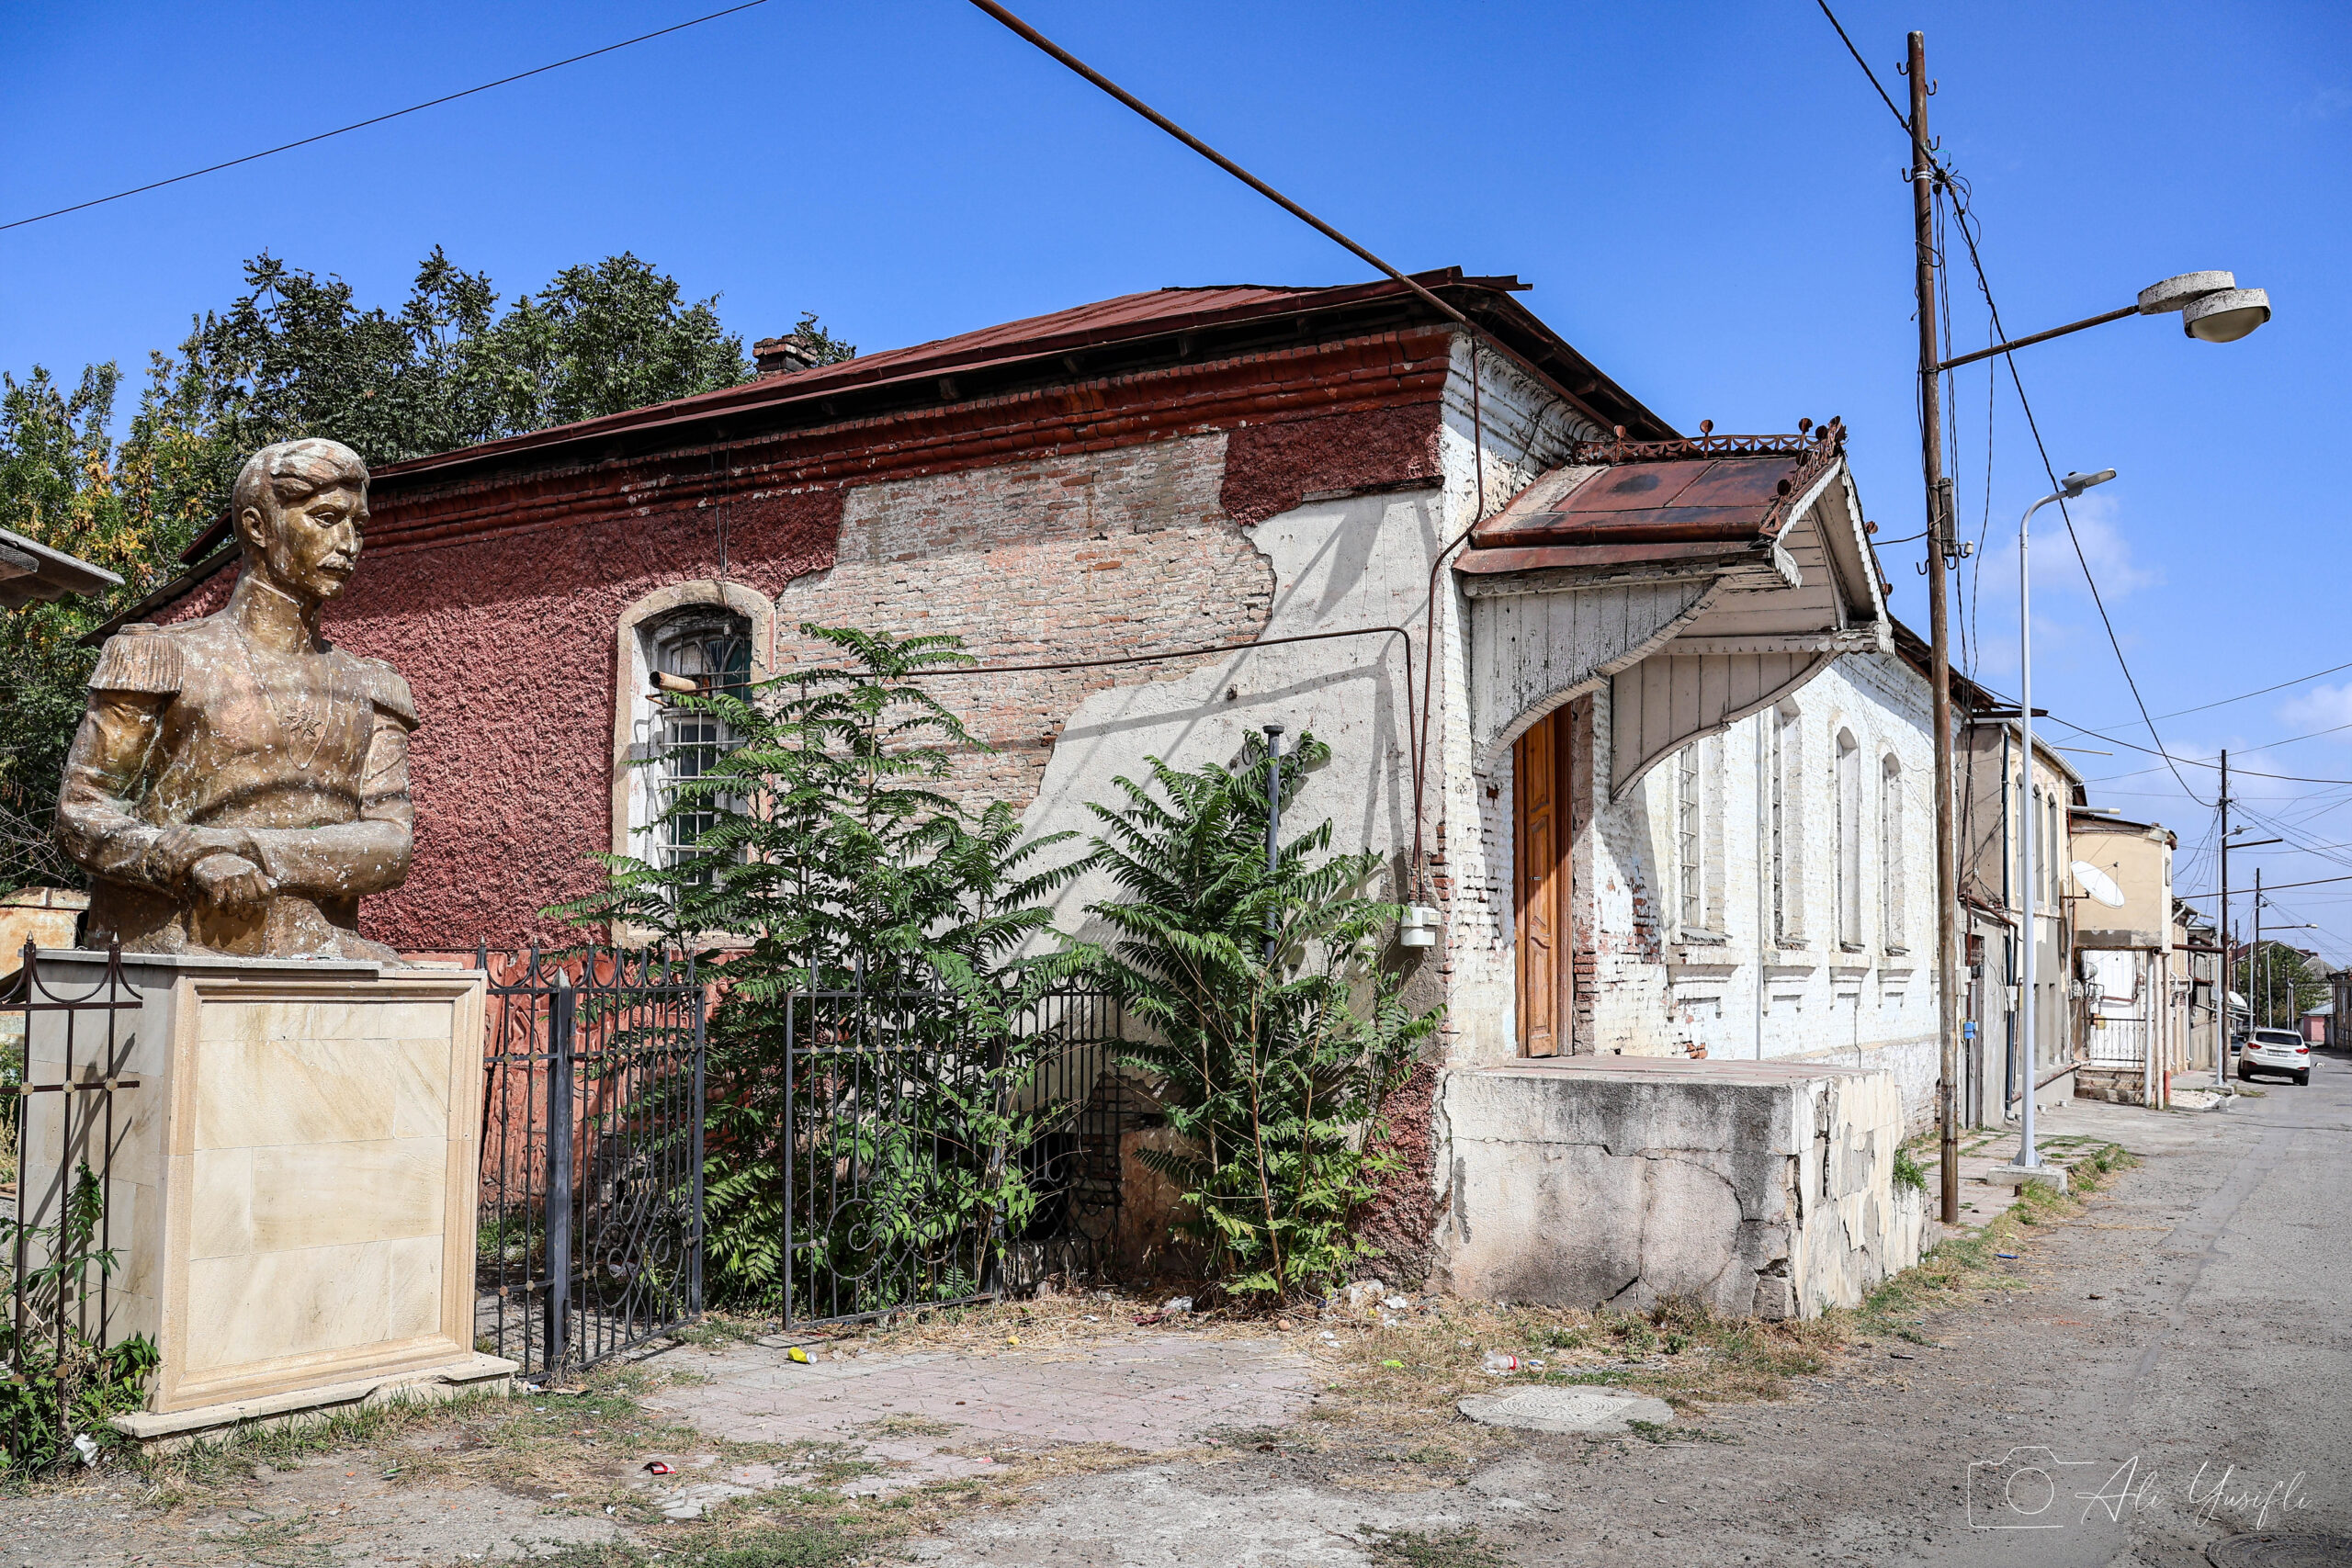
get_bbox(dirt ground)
[1,1067,2343,1568]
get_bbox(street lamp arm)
[1936,305,2139,373]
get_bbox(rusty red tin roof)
[360,268,1670,480]
[1462,422,1846,570]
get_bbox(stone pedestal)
[1431,1055,1926,1319]
[20,951,510,1427]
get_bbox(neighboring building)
[111,269,1917,1292]
[1954,701,2083,1124]
[2069,812,2179,1106]
[1,525,119,608]
[2174,898,2222,1078]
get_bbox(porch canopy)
[0,526,120,609]
[1455,421,1888,797]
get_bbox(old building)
[1954,702,2084,1124]
[115,269,1922,1308]
[2069,811,2180,1106]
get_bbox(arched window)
[1881,754,1905,951]
[1677,742,1704,931]
[1770,703,1804,945]
[1835,728,1862,949]
[642,610,752,872]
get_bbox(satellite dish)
[2072,861,2126,908]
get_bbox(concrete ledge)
[1433,1055,1923,1319]
[1984,1163,2069,1193]
[111,1353,518,1453]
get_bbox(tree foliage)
[1061,735,1436,1302]
[553,625,1076,1308]
[185,248,756,467]
[0,361,216,888]
[2242,939,2326,1029]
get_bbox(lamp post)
[2015,468,2116,1172]
[1904,31,2278,1221]
[1936,271,2274,374]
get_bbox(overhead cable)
[0,1,774,231]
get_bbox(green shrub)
[0,1165,159,1472]
[1059,732,1437,1301]
[557,626,1075,1310]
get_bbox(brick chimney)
[752,335,820,375]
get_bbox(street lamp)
[2015,468,2117,1174]
[1938,271,2273,372]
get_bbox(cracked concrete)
[1436,1055,1922,1315]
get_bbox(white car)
[2238,1028,2312,1086]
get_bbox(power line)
[2049,716,2352,785]
[1812,0,1909,132]
[1939,184,2210,808]
[2178,872,2352,900]
[0,1,774,232]
[2100,656,2352,728]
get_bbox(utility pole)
[2218,749,2231,1087]
[1909,31,1962,1225]
[2254,867,2264,1031]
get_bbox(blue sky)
[5,1,2346,954]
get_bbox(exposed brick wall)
[768,434,1274,815]
[1356,1060,1442,1288]
[1219,404,1442,528]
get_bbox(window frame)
[608,581,775,939]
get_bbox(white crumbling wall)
[1563,649,1943,1129]
[1430,1055,1924,1318]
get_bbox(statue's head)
[233,439,370,604]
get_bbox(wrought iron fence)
[780,973,1139,1328]
[476,945,707,1376]
[4,941,142,1463]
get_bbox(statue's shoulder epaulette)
[86,624,185,695]
[344,654,419,729]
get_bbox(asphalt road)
[925,1055,2352,1567]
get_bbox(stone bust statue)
[56,439,417,961]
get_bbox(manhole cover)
[1456,1385,1674,1435]
[2208,1534,2352,1567]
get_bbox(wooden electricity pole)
[1908,31,1962,1225]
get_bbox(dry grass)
[44,1140,2145,1567]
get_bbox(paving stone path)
[635,1331,1318,1513]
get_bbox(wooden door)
[1515,708,1573,1056]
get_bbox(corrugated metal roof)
[358,267,1668,484]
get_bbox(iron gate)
[781,976,1136,1327]
[4,942,144,1468]
[476,945,707,1376]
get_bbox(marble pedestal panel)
[21,951,504,1420]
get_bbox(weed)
[1626,1420,1733,1446]
[1366,1526,1498,1567]
[1892,1145,1930,1193]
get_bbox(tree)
[1,246,848,896]
[1060,735,1435,1302]
[553,625,1076,1308]
[182,248,766,469]
[2243,939,2324,1029]
[0,362,215,889]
